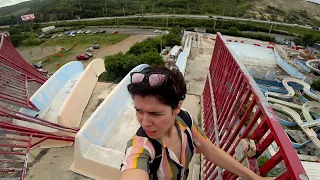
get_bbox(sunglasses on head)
[130,72,169,87]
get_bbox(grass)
[32,33,130,73]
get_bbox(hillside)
[245,0,320,26]
[0,0,319,26]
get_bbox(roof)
[170,45,182,56]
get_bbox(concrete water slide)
[265,77,320,101]
[271,104,320,149]
[13,59,105,147]
[306,59,320,74]
[70,64,148,179]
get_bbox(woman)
[120,66,274,180]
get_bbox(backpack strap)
[136,127,162,180]
[178,109,194,154]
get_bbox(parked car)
[93,31,99,34]
[100,30,106,33]
[65,31,71,35]
[86,47,94,52]
[77,30,84,34]
[208,16,213,18]
[85,53,93,58]
[69,33,75,37]
[154,30,162,33]
[217,17,223,19]
[39,34,45,38]
[85,30,91,34]
[112,31,118,34]
[92,45,100,49]
[76,54,89,60]
[58,33,63,37]
[51,35,57,39]
[312,26,319,30]
[32,62,42,69]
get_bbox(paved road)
[0,14,316,30]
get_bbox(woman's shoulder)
[125,135,156,159]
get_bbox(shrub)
[311,78,320,91]
[100,52,164,82]
[21,37,43,46]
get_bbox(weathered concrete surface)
[184,33,214,95]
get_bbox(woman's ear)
[173,101,183,115]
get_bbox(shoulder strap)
[136,127,161,180]
[178,109,194,154]
[178,109,193,129]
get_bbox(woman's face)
[133,95,181,139]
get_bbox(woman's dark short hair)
[127,66,186,109]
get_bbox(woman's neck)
[164,120,176,138]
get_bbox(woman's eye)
[152,113,161,116]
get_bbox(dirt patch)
[18,46,62,62]
[82,35,154,67]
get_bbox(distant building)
[169,45,183,61]
[41,26,55,33]
[306,0,320,5]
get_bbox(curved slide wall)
[70,64,148,180]
[271,104,320,149]
[274,49,306,80]
[58,59,106,128]
[265,77,320,101]
[306,59,320,74]
[14,61,84,132]
[295,60,311,73]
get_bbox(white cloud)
[0,0,30,8]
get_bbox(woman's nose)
[141,114,152,127]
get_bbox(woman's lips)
[145,130,156,135]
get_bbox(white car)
[86,47,94,52]
[69,33,75,37]
[58,33,63,37]
[77,30,84,34]
[154,30,162,33]
[51,35,57,39]
[85,30,91,34]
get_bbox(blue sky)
[0,0,30,8]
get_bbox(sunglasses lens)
[149,74,166,87]
[132,73,145,84]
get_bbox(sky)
[306,0,320,4]
[0,0,30,8]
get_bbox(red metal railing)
[202,33,308,179]
[0,129,32,180]
[0,105,78,179]
[0,33,46,84]
[0,64,39,111]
